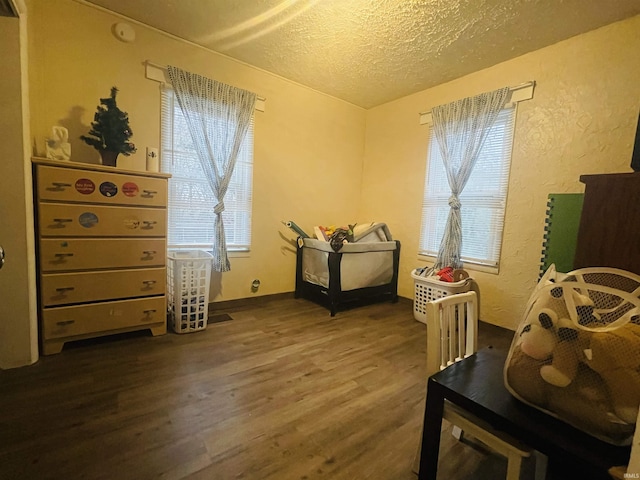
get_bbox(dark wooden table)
[418,347,631,480]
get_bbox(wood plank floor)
[0,296,524,480]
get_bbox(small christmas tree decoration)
[80,86,136,166]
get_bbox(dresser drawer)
[40,238,166,272]
[39,203,166,237]
[41,267,166,306]
[42,296,166,339]
[37,165,167,207]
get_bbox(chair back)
[426,291,478,376]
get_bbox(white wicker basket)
[411,268,473,323]
[167,250,212,334]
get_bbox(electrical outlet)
[146,147,159,172]
[146,147,158,160]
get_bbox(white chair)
[413,291,547,480]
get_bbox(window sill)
[167,247,251,258]
[416,254,500,275]
[228,250,250,258]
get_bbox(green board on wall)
[540,193,584,276]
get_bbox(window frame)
[418,104,518,273]
[160,85,254,254]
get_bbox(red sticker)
[122,182,139,197]
[75,178,95,195]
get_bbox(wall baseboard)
[208,292,295,315]
[208,293,412,317]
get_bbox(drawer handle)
[56,320,75,326]
[55,287,75,293]
[53,218,73,223]
[142,220,157,227]
[54,253,74,258]
[142,189,157,197]
[143,309,157,315]
[51,182,72,188]
[142,250,156,255]
[142,280,157,286]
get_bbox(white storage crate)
[411,268,473,323]
[167,250,213,334]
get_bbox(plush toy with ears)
[505,264,640,444]
[584,321,640,424]
[505,345,549,407]
[520,283,596,388]
[519,308,557,360]
[539,318,584,387]
[546,363,634,444]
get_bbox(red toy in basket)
[436,267,454,282]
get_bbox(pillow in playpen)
[504,265,640,445]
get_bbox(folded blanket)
[353,222,392,242]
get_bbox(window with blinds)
[419,105,516,269]
[161,86,253,251]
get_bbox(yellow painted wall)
[26,0,366,302]
[362,15,640,329]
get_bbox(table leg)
[418,380,445,480]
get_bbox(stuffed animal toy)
[505,345,549,407]
[539,316,584,387]
[505,264,640,445]
[546,363,634,444]
[518,308,557,360]
[583,321,640,424]
[506,340,636,444]
[517,283,592,387]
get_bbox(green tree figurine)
[80,86,136,166]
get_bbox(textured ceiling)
[84,0,640,109]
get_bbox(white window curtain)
[420,106,515,268]
[431,87,510,270]
[161,86,254,252]
[167,65,257,272]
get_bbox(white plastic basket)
[167,250,213,334]
[411,268,473,323]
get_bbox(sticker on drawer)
[75,178,95,195]
[99,181,118,197]
[78,212,98,228]
[122,182,139,197]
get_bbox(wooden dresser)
[573,172,640,276]
[32,158,170,354]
